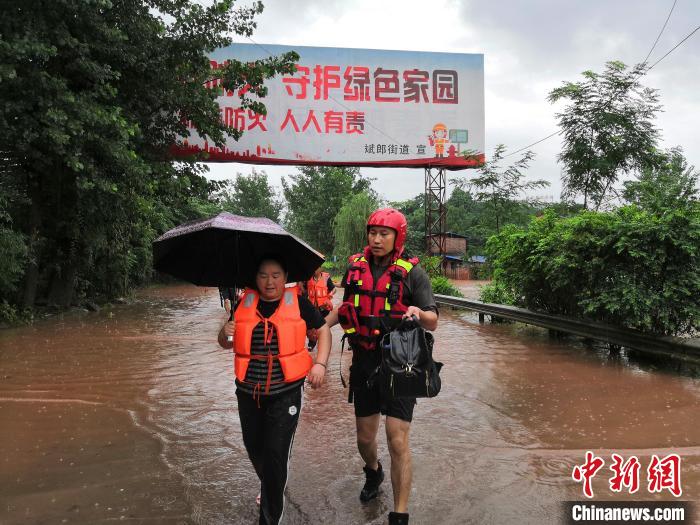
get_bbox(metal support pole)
[424,167,447,267]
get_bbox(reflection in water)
[1,284,699,524]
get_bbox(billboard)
[173,43,484,170]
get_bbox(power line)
[641,0,677,65]
[502,131,561,158]
[647,24,700,71]
[503,22,700,160]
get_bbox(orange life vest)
[233,287,312,390]
[306,272,333,310]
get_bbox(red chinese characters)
[648,454,682,497]
[280,109,365,135]
[609,454,641,494]
[280,65,459,103]
[573,452,683,498]
[403,69,430,103]
[283,65,310,99]
[374,68,400,102]
[313,65,341,100]
[433,69,459,104]
[221,108,267,132]
[572,451,605,498]
[343,67,371,101]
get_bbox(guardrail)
[434,294,700,361]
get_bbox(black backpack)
[379,317,443,399]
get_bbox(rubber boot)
[388,511,409,525]
[360,461,384,502]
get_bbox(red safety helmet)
[366,208,408,253]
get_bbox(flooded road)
[1,284,699,524]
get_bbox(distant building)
[426,232,470,279]
[426,232,468,257]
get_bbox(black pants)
[236,387,303,525]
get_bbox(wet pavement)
[1,283,699,524]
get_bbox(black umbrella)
[152,212,324,287]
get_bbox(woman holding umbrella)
[217,253,330,525]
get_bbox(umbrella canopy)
[153,212,324,287]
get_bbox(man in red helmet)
[326,207,438,525]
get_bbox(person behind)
[218,254,331,525]
[305,265,336,317]
[305,266,336,350]
[219,287,245,314]
[218,286,235,314]
[325,208,438,525]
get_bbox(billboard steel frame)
[424,167,447,264]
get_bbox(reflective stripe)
[385,283,391,310]
[395,258,414,272]
[345,327,356,334]
[354,294,360,307]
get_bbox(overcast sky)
[204,0,699,203]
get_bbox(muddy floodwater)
[1,284,699,524]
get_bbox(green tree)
[332,191,381,262]
[0,0,297,308]
[454,144,548,233]
[390,194,424,255]
[622,147,699,213]
[482,205,700,336]
[220,169,283,222]
[548,61,662,209]
[282,166,374,254]
[0,187,27,300]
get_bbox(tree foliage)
[390,194,425,256]
[453,144,548,233]
[0,0,296,310]
[622,147,699,214]
[549,61,662,209]
[282,166,374,255]
[219,169,283,222]
[482,200,700,336]
[332,191,380,261]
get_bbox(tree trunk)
[47,262,78,306]
[21,176,43,308]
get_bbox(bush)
[485,205,700,336]
[420,255,443,278]
[0,300,32,325]
[469,261,493,280]
[430,275,464,297]
[479,281,516,305]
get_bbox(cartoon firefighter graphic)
[428,123,449,158]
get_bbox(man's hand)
[402,306,422,321]
[402,306,438,331]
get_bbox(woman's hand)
[307,362,326,388]
[218,320,235,348]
